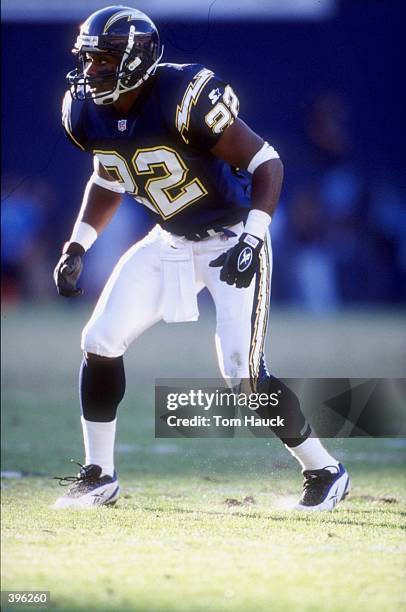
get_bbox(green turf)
[2,305,406,611]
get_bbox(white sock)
[81,416,116,477]
[285,437,339,473]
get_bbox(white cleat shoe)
[52,463,119,509]
[295,463,350,512]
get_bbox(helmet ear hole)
[127,57,142,71]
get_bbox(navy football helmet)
[67,5,162,105]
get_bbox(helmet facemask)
[67,24,163,106]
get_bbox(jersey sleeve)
[61,91,87,151]
[174,67,240,150]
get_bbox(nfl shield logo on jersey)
[117,119,127,132]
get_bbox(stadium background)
[1,3,405,610]
[2,0,405,311]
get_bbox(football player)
[53,6,350,511]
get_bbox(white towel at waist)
[160,240,199,323]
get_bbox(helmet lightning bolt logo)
[103,9,149,34]
[176,68,214,144]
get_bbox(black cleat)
[295,463,350,512]
[52,462,119,509]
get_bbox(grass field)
[2,304,406,611]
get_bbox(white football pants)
[82,222,272,384]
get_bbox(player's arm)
[177,69,281,250]
[209,119,283,288]
[211,117,283,221]
[53,158,124,297]
[78,157,124,235]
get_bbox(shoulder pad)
[174,66,240,150]
[174,66,215,144]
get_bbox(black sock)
[80,353,126,422]
[255,375,311,447]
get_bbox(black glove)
[209,232,263,288]
[53,242,85,297]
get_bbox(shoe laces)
[52,460,102,487]
[302,465,338,494]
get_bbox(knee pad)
[81,320,125,359]
[80,353,126,422]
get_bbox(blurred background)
[1,0,405,377]
[2,0,406,309]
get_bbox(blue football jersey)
[62,63,252,234]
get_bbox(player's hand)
[53,243,84,297]
[209,232,263,288]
